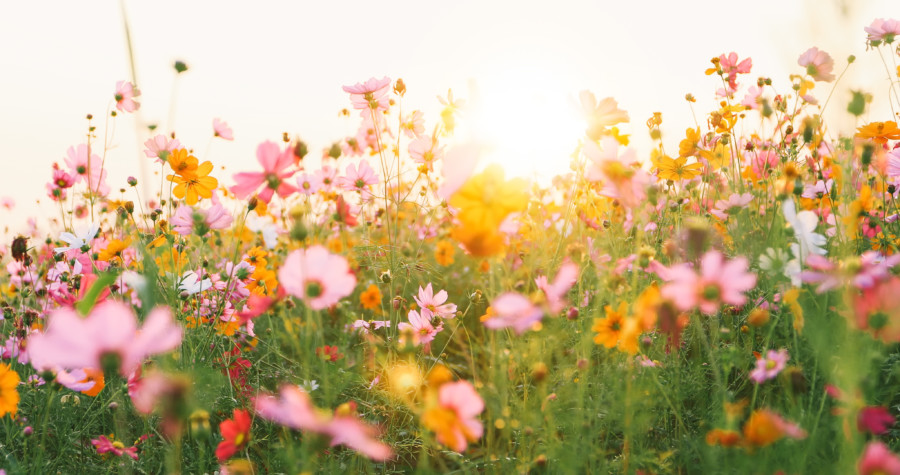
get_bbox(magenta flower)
[278,246,356,310]
[398,309,442,347]
[28,301,182,376]
[798,47,835,82]
[230,141,298,203]
[858,406,896,435]
[254,385,393,461]
[342,77,391,112]
[92,435,138,460]
[143,134,182,164]
[413,283,457,319]
[213,118,234,140]
[337,160,379,198]
[859,441,900,475]
[661,250,757,315]
[114,80,140,113]
[865,18,900,44]
[483,293,544,335]
[749,349,789,384]
[534,261,578,314]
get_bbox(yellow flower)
[360,284,382,311]
[434,240,455,266]
[699,142,731,170]
[450,225,507,258]
[168,160,218,205]
[0,362,20,417]
[98,239,130,262]
[245,247,268,268]
[247,267,278,296]
[450,164,528,229]
[656,155,703,182]
[591,302,629,349]
[678,127,702,158]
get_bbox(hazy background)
[0,0,896,233]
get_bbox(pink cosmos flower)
[213,118,234,140]
[483,293,544,335]
[865,18,900,43]
[859,441,900,475]
[278,246,356,310]
[231,141,298,203]
[710,192,754,220]
[254,385,393,460]
[748,149,779,178]
[583,137,648,208]
[314,165,338,192]
[337,160,379,198]
[432,381,485,452]
[296,172,321,196]
[143,134,182,164]
[858,406,896,435]
[342,77,392,112]
[413,283,457,319]
[64,144,109,196]
[408,135,445,172]
[0,196,13,210]
[92,435,139,460]
[661,250,757,315]
[398,309,442,347]
[749,349,789,384]
[171,203,234,236]
[400,110,425,138]
[798,47,835,82]
[114,80,140,113]
[28,301,182,376]
[741,86,763,110]
[718,52,752,92]
[534,261,578,314]
[800,252,900,293]
[887,148,900,177]
[350,320,391,334]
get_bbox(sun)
[460,64,584,184]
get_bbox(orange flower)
[435,240,455,266]
[705,428,742,447]
[856,121,900,144]
[79,368,105,397]
[0,363,20,417]
[742,409,806,447]
[591,302,629,349]
[98,239,130,262]
[167,148,199,176]
[360,284,382,310]
[168,158,218,205]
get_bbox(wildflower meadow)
[4,14,900,475]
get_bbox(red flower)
[858,406,896,435]
[216,409,251,462]
[316,345,343,362]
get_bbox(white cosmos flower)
[54,223,100,254]
[179,271,213,295]
[783,199,827,261]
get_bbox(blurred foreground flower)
[278,245,356,310]
[422,380,484,452]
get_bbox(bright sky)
[1,0,896,233]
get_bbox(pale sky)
[1,0,896,233]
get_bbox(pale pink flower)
[398,309,442,346]
[887,148,900,177]
[408,135,445,172]
[579,91,629,138]
[296,172,321,196]
[798,47,835,82]
[801,252,900,293]
[748,149,779,178]
[55,368,99,393]
[342,77,392,112]
[749,349,789,383]
[741,86,763,110]
[230,141,298,203]
[143,134,182,164]
[483,293,544,335]
[414,283,457,319]
[254,385,394,460]
[129,368,182,414]
[0,196,14,210]
[337,160,379,198]
[865,18,900,44]
[400,110,425,138]
[534,262,578,314]
[171,203,234,236]
[314,165,338,192]
[114,80,140,113]
[278,246,357,310]
[432,381,484,452]
[64,144,109,196]
[710,192,754,220]
[859,441,900,475]
[661,251,757,315]
[213,118,234,140]
[718,52,752,92]
[582,137,648,208]
[28,301,182,375]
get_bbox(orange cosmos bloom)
[435,240,455,266]
[168,160,218,205]
[360,284,382,310]
[98,238,130,262]
[592,302,629,349]
[0,363,20,417]
[856,121,900,144]
[167,148,199,176]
